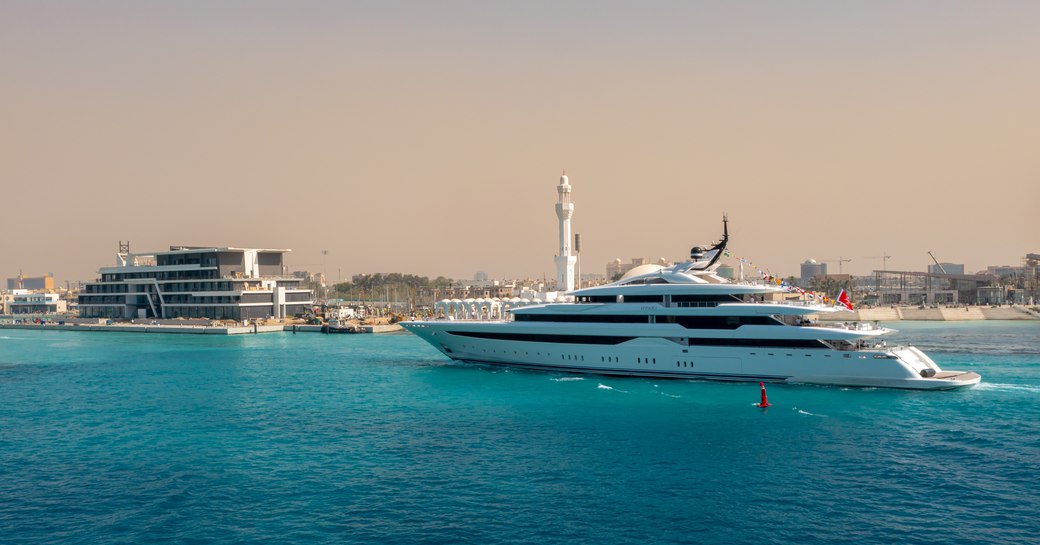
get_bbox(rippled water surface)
[1,322,1038,544]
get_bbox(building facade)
[78,246,312,320]
[5,291,67,314]
[6,274,55,291]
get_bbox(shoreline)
[0,323,405,335]
[1,307,1036,336]
[816,306,1039,321]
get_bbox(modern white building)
[78,246,313,321]
[5,290,67,314]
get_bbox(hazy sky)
[3,1,1038,285]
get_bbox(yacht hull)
[403,321,980,390]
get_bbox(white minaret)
[554,170,577,292]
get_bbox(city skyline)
[3,2,1038,284]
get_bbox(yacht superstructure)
[403,219,980,390]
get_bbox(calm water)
[1,322,1038,545]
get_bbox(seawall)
[817,307,1038,321]
[0,323,285,335]
[0,322,405,335]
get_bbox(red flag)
[837,289,854,311]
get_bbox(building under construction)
[873,255,1038,305]
[872,270,998,305]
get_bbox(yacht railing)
[822,338,902,352]
[754,300,821,307]
[816,321,883,332]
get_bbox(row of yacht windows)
[514,314,781,328]
[450,331,632,345]
[448,331,829,349]
[574,294,744,304]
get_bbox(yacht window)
[619,277,669,285]
[657,315,781,329]
[516,314,649,324]
[672,294,742,303]
[577,295,616,303]
[624,295,664,303]
[685,338,829,349]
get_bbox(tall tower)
[554,171,577,292]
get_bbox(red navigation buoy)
[756,382,772,408]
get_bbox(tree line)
[330,273,453,301]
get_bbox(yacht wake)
[793,407,826,417]
[551,377,585,382]
[651,384,682,398]
[974,383,1040,394]
[597,383,629,393]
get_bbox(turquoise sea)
[1,321,1038,544]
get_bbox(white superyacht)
[403,220,980,390]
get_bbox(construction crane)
[820,257,852,274]
[866,253,892,271]
[927,251,947,274]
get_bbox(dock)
[286,324,404,334]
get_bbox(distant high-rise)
[6,273,54,291]
[800,260,827,283]
[554,171,577,292]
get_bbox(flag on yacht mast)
[837,289,854,311]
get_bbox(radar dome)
[619,264,665,281]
